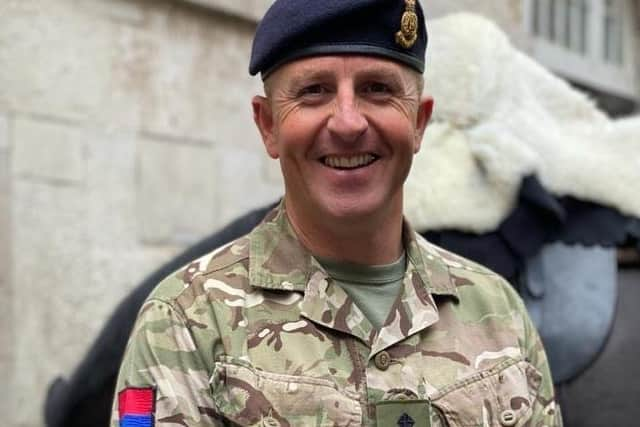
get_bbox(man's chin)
[319,198,394,224]
[285,191,401,228]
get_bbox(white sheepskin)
[405,13,640,233]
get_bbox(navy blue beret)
[249,0,427,78]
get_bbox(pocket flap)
[210,357,361,426]
[432,359,542,427]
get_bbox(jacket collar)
[248,201,460,349]
[248,201,459,299]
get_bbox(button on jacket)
[112,202,562,426]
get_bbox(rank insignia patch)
[376,399,431,427]
[396,0,419,49]
[118,387,155,427]
[398,412,416,427]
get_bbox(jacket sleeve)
[110,296,223,426]
[517,294,564,427]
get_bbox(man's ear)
[252,95,279,159]
[413,96,434,154]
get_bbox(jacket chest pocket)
[432,359,542,427]
[210,357,362,427]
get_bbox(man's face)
[253,55,433,225]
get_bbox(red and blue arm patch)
[118,387,156,427]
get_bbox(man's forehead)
[271,55,411,83]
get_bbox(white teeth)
[324,154,375,169]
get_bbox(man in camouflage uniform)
[112,1,562,426]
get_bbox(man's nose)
[327,91,368,143]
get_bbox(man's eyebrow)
[355,66,404,82]
[278,65,408,90]
[287,69,335,86]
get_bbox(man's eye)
[299,84,328,96]
[364,82,391,94]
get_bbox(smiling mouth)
[322,154,378,170]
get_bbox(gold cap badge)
[395,0,418,49]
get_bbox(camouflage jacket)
[112,203,562,427]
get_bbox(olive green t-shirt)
[317,253,406,329]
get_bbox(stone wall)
[636,0,640,111]
[0,112,12,423]
[0,1,282,425]
[185,0,272,21]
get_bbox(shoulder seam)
[202,252,250,276]
[446,263,501,277]
[169,252,250,302]
[417,236,498,276]
[142,297,190,323]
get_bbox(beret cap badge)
[396,0,419,49]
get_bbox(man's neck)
[284,199,405,265]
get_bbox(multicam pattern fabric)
[112,202,562,426]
